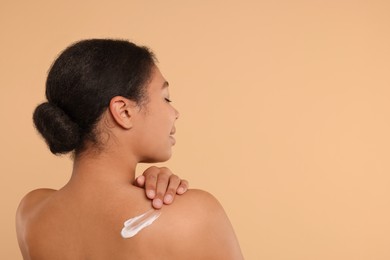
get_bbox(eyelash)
[165,98,172,103]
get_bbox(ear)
[108,96,137,129]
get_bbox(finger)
[176,179,189,195]
[134,175,146,187]
[152,198,163,209]
[163,174,181,204]
[153,167,171,209]
[143,166,160,199]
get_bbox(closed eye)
[165,98,172,103]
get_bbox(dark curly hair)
[33,39,156,155]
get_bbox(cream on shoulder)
[121,209,161,238]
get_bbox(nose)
[174,107,180,119]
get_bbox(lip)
[169,135,176,145]
[170,127,176,135]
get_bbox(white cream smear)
[121,209,161,238]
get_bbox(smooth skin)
[16,66,243,260]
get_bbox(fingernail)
[164,194,173,203]
[153,199,163,208]
[177,187,184,194]
[147,190,155,198]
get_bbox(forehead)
[148,66,168,91]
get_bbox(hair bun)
[33,102,81,154]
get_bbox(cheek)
[149,106,175,131]
[135,114,173,158]
[137,130,173,163]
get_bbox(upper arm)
[15,189,56,258]
[158,189,244,260]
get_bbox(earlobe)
[109,96,134,129]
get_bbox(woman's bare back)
[16,182,243,260]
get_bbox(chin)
[140,151,172,163]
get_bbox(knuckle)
[146,174,157,182]
[167,187,176,194]
[170,174,180,181]
[156,190,165,197]
[144,166,159,175]
[157,176,169,184]
[160,167,173,175]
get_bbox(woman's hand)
[134,166,189,209]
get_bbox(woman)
[16,39,243,259]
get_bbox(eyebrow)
[162,81,169,88]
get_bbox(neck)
[69,148,139,187]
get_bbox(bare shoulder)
[16,188,57,258]
[150,189,244,260]
[16,188,57,218]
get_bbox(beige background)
[1,0,390,259]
